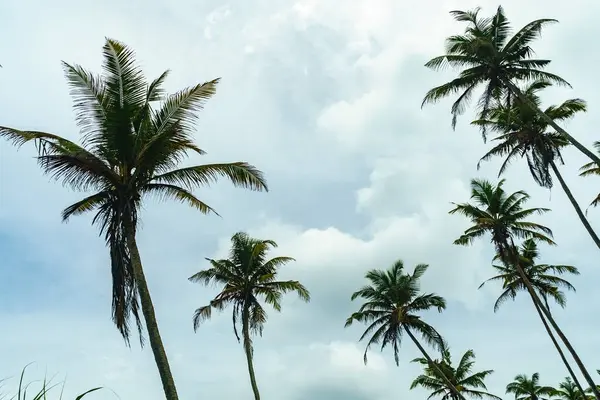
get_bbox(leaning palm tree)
[410,344,502,400]
[554,377,590,400]
[473,79,600,250]
[422,6,600,165]
[0,38,268,400]
[450,179,599,398]
[189,232,310,400]
[506,373,555,400]
[345,260,466,400]
[479,239,585,395]
[579,142,600,210]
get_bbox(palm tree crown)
[422,6,568,133]
[449,178,554,251]
[505,373,555,400]
[345,260,446,365]
[410,345,501,400]
[0,38,268,342]
[189,231,310,339]
[479,239,579,312]
[554,377,590,400]
[474,79,585,188]
[579,141,600,209]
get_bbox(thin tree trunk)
[242,307,261,400]
[500,240,600,400]
[404,328,467,400]
[125,226,179,400]
[503,79,600,166]
[550,161,600,250]
[532,298,586,395]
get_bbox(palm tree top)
[450,178,554,248]
[579,141,600,210]
[480,238,578,312]
[0,38,268,343]
[473,79,585,187]
[345,260,447,365]
[422,6,569,131]
[189,232,310,339]
[410,346,502,400]
[506,373,555,400]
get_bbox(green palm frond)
[151,162,267,192]
[410,347,501,400]
[144,183,219,215]
[481,238,578,313]
[346,260,447,366]
[450,179,553,250]
[473,80,584,189]
[189,232,309,345]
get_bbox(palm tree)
[479,239,585,394]
[579,142,600,210]
[554,377,590,400]
[422,6,600,165]
[345,260,466,400]
[410,344,502,400]
[189,232,310,400]
[506,373,555,400]
[0,38,268,400]
[450,179,599,398]
[473,79,600,250]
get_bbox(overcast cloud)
[0,0,599,399]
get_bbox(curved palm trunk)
[125,228,179,400]
[405,328,467,400]
[242,307,261,400]
[500,240,600,400]
[532,299,586,395]
[549,161,600,251]
[502,79,600,166]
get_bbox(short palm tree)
[450,179,598,398]
[345,260,466,400]
[422,6,600,165]
[479,239,584,395]
[0,38,268,400]
[554,377,590,400]
[473,79,600,250]
[189,232,310,400]
[506,373,555,400]
[579,142,600,210]
[410,345,502,400]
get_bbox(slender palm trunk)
[405,328,467,400]
[125,227,179,400]
[550,161,600,250]
[500,240,600,400]
[242,307,261,400]
[503,79,600,166]
[532,299,586,395]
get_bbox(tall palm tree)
[410,344,502,400]
[450,179,599,398]
[479,239,584,394]
[506,373,555,400]
[189,232,310,400]
[422,6,600,165]
[579,142,600,210]
[473,79,600,250]
[553,377,590,400]
[0,38,268,400]
[345,260,466,400]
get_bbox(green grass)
[0,364,103,400]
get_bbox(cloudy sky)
[1,0,599,399]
